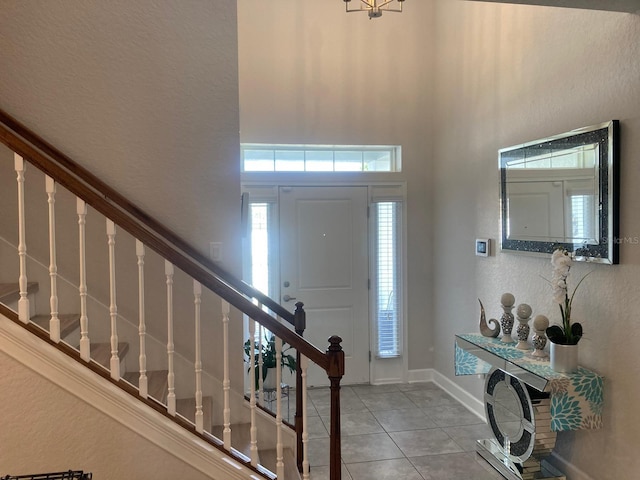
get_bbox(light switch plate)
[210,242,222,262]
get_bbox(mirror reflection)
[499,121,619,264]
[493,381,523,440]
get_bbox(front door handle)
[283,294,297,302]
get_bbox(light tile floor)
[302,382,504,480]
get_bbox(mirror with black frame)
[499,120,620,264]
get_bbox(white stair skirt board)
[0,314,262,480]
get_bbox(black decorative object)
[1,471,91,480]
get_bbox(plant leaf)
[569,322,583,344]
[546,325,567,344]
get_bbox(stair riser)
[95,350,128,377]
[64,328,81,350]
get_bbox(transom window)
[241,144,401,172]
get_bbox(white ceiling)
[464,0,640,13]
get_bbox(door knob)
[283,294,297,302]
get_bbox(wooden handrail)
[0,109,295,325]
[0,108,344,479]
[0,109,327,369]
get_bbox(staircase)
[0,278,300,479]
[0,108,346,480]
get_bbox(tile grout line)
[305,382,498,480]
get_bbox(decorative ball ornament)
[531,315,550,358]
[500,293,516,343]
[516,303,532,350]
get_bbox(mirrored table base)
[476,439,566,480]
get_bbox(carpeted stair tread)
[0,282,39,304]
[31,313,80,339]
[91,342,129,369]
[124,369,169,403]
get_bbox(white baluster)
[136,240,148,398]
[302,355,310,480]
[249,317,258,464]
[222,300,231,449]
[106,220,120,380]
[258,323,265,405]
[165,261,176,415]
[14,155,29,323]
[275,336,284,478]
[194,280,204,433]
[77,198,90,361]
[45,176,60,342]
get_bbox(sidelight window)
[373,201,403,358]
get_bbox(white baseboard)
[430,369,486,421]
[547,452,594,480]
[406,368,434,383]
[371,377,404,385]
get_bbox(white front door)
[279,186,370,386]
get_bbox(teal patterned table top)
[455,333,603,431]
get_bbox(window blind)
[374,201,402,358]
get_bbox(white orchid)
[545,247,591,345]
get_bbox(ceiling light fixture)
[343,0,405,19]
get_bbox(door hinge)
[368,278,371,290]
[369,351,372,362]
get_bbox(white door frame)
[241,179,408,385]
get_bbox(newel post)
[294,301,306,471]
[327,335,345,480]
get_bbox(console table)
[455,333,604,480]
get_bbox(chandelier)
[344,0,406,19]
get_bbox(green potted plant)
[244,333,297,390]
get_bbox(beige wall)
[2,1,640,478]
[237,0,437,372]
[0,0,241,273]
[0,0,245,389]
[239,1,640,477]
[0,351,216,478]
[431,2,640,478]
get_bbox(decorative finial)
[500,293,516,343]
[515,303,532,350]
[531,315,550,358]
